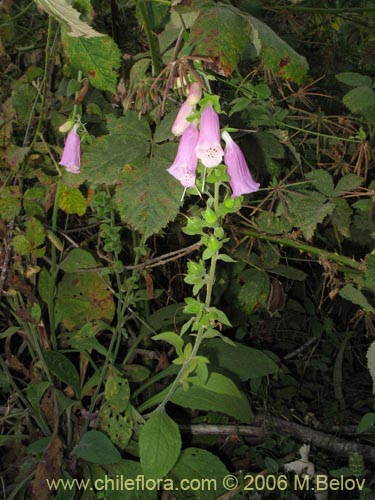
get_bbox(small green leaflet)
[35,0,102,38]
[367,341,375,394]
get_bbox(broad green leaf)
[331,198,352,238]
[73,430,121,464]
[171,372,253,423]
[203,339,279,381]
[82,113,151,185]
[333,174,363,196]
[343,87,375,123]
[357,412,375,433]
[169,448,229,500]
[27,381,50,423]
[26,216,45,248]
[99,405,134,449]
[3,145,30,168]
[35,0,102,37]
[271,264,307,281]
[58,184,86,216]
[255,211,293,234]
[38,268,52,304]
[62,31,121,93]
[139,410,181,478]
[12,235,31,255]
[140,303,188,337]
[60,248,97,272]
[247,13,308,82]
[103,460,157,500]
[190,4,250,75]
[306,170,334,197]
[27,436,52,455]
[56,272,115,330]
[336,72,372,88]
[0,186,21,221]
[115,142,182,238]
[152,332,184,357]
[367,341,375,394]
[11,84,37,125]
[43,350,80,397]
[67,323,108,357]
[365,255,375,291]
[105,371,130,413]
[339,284,375,314]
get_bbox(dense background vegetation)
[2,0,375,498]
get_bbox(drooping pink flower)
[172,83,202,136]
[195,104,224,168]
[222,131,260,198]
[59,124,81,174]
[167,123,199,188]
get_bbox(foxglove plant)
[167,122,199,190]
[171,83,202,136]
[222,131,260,197]
[195,104,224,168]
[59,124,81,174]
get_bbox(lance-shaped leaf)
[35,0,102,38]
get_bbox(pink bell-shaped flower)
[59,124,81,174]
[167,123,199,188]
[172,83,202,136]
[222,131,260,198]
[195,104,224,168]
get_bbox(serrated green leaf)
[82,113,151,185]
[105,371,130,413]
[336,72,372,88]
[59,184,86,216]
[0,186,21,221]
[12,235,31,255]
[367,341,375,394]
[306,170,334,197]
[26,216,45,248]
[115,143,182,238]
[333,174,363,196]
[331,198,352,237]
[255,211,293,234]
[339,284,375,313]
[35,0,102,37]
[170,448,229,500]
[73,430,121,464]
[171,372,253,423]
[43,350,80,397]
[139,410,181,478]
[62,30,121,92]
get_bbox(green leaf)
[26,216,45,248]
[343,87,375,123]
[333,174,363,196]
[306,170,334,197]
[247,13,308,82]
[203,339,278,381]
[67,323,108,357]
[60,248,97,272]
[271,264,307,281]
[56,272,115,330]
[0,186,21,221]
[58,184,86,216]
[43,350,80,397]
[38,268,52,304]
[170,448,229,500]
[255,211,293,234]
[12,235,31,255]
[237,269,270,314]
[190,4,250,75]
[365,255,375,291]
[331,198,352,238]
[115,142,182,238]
[35,0,103,37]
[339,284,375,314]
[103,461,157,500]
[152,332,184,357]
[73,430,121,464]
[27,381,50,423]
[11,84,37,125]
[367,341,375,394]
[99,405,134,450]
[139,410,181,478]
[357,412,375,433]
[336,72,372,88]
[82,113,151,185]
[62,30,121,92]
[171,372,253,423]
[105,371,130,413]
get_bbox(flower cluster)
[167,87,259,197]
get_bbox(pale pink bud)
[171,83,202,136]
[222,131,260,198]
[167,123,199,188]
[59,124,81,174]
[195,104,224,168]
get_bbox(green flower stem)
[241,228,362,271]
[135,0,161,75]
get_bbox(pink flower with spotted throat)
[167,123,199,188]
[195,104,224,168]
[172,83,202,136]
[222,131,260,197]
[59,124,81,174]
